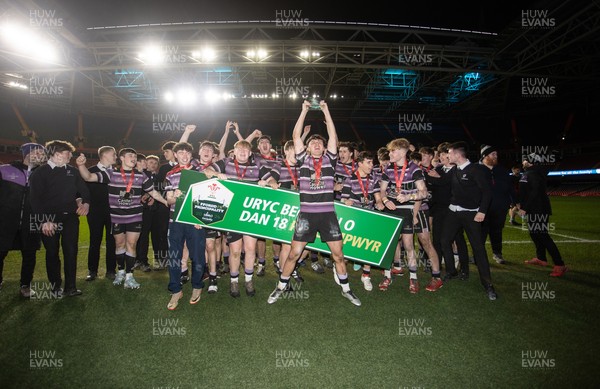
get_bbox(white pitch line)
[505,225,589,241]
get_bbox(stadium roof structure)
[0,0,599,150]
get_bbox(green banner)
[174,170,403,268]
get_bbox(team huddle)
[0,100,568,308]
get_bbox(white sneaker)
[113,270,125,286]
[361,276,373,291]
[124,276,140,289]
[341,289,361,306]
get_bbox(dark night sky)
[1,0,595,158]
[55,0,532,33]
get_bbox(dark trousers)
[481,207,508,255]
[153,203,170,267]
[432,207,469,274]
[41,213,79,291]
[441,210,492,287]
[136,206,160,265]
[0,247,36,287]
[86,209,116,275]
[167,222,206,293]
[527,213,564,266]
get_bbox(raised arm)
[232,122,243,141]
[218,121,233,160]
[245,129,262,143]
[75,154,98,182]
[300,125,311,143]
[178,124,197,143]
[320,101,337,154]
[293,101,311,154]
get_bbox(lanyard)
[312,156,323,186]
[234,158,249,179]
[120,167,135,193]
[199,161,212,172]
[342,160,356,177]
[168,163,191,176]
[284,159,297,188]
[394,160,408,190]
[355,170,370,202]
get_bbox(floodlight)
[138,45,164,65]
[0,22,59,63]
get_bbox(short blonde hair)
[386,138,410,151]
[234,140,252,150]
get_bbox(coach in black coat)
[0,143,45,297]
[479,145,516,264]
[518,154,566,276]
[428,141,496,300]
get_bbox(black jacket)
[519,164,552,215]
[29,163,91,222]
[449,162,492,214]
[87,165,110,215]
[425,164,453,215]
[480,163,517,211]
[0,161,41,251]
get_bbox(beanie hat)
[480,144,497,159]
[21,142,45,157]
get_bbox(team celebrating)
[0,100,568,308]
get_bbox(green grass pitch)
[1,196,599,388]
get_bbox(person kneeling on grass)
[77,148,168,290]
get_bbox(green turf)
[1,196,599,388]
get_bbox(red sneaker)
[524,258,548,266]
[549,265,568,277]
[378,277,392,291]
[391,267,405,277]
[409,279,419,294]
[425,278,443,292]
